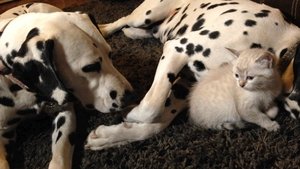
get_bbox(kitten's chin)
[241,86,254,91]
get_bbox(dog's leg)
[85,40,192,149]
[124,40,189,123]
[85,78,189,150]
[122,27,153,39]
[48,104,76,169]
[99,0,183,37]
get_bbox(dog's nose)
[121,90,137,107]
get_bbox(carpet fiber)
[11,0,300,168]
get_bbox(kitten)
[189,48,282,131]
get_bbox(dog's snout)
[121,90,137,107]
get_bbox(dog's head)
[0,12,135,113]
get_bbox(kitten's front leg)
[240,109,280,131]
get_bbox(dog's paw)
[84,124,129,150]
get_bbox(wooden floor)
[0,0,87,13]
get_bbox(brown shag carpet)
[10,0,300,168]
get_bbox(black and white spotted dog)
[0,3,133,169]
[85,0,300,150]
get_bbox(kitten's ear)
[255,52,274,68]
[226,48,240,58]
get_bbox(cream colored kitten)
[189,49,282,131]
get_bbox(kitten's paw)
[264,121,280,131]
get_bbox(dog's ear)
[12,34,71,105]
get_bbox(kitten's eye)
[235,74,239,78]
[247,76,254,80]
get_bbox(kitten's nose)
[239,80,246,88]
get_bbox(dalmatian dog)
[0,3,133,169]
[85,0,300,150]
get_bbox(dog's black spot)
[16,108,37,116]
[200,3,211,9]
[17,28,40,57]
[200,30,209,35]
[255,9,271,18]
[145,19,151,25]
[171,83,189,100]
[195,45,203,53]
[241,10,248,13]
[197,13,204,20]
[203,48,211,57]
[146,10,152,15]
[0,97,15,107]
[243,31,248,35]
[168,14,187,37]
[209,31,220,39]
[177,24,188,36]
[68,132,76,146]
[221,9,237,15]
[245,19,257,27]
[110,90,117,100]
[180,38,188,44]
[175,46,184,53]
[12,58,67,104]
[9,84,22,92]
[224,19,233,26]
[81,62,101,73]
[36,41,44,51]
[192,18,205,31]
[25,3,34,8]
[182,4,190,14]
[280,48,288,58]
[55,131,62,143]
[207,3,229,10]
[193,60,206,71]
[167,73,176,83]
[165,97,171,107]
[56,116,66,130]
[186,43,195,56]
[250,43,262,49]
[5,42,8,47]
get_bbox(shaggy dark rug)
[9,0,300,169]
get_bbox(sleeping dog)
[0,3,133,169]
[85,0,300,150]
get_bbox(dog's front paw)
[85,124,129,150]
